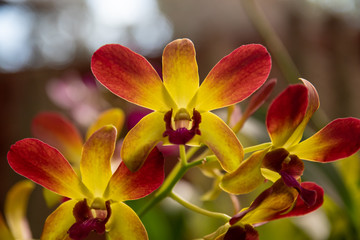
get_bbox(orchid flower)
[8,126,164,240]
[91,38,271,172]
[0,180,34,240]
[205,179,324,240]
[221,79,360,206]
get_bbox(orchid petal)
[271,182,323,220]
[91,44,176,111]
[220,150,267,194]
[200,112,243,172]
[289,118,360,162]
[31,112,83,164]
[0,213,14,240]
[260,168,281,183]
[190,44,271,111]
[4,180,34,240]
[41,199,77,240]
[86,108,125,140]
[8,139,91,199]
[106,202,148,240]
[121,111,165,172]
[81,126,116,197]
[294,79,320,137]
[104,148,164,201]
[231,179,298,225]
[283,79,320,147]
[301,79,319,119]
[266,85,308,147]
[163,38,199,108]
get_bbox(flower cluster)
[5,38,360,239]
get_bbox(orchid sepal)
[104,148,165,202]
[121,111,165,172]
[80,125,116,197]
[91,43,177,111]
[289,117,360,162]
[189,44,272,112]
[8,138,92,199]
[220,150,268,194]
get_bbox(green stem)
[138,161,186,217]
[169,191,231,222]
[187,154,217,168]
[138,145,214,217]
[203,142,271,164]
[179,144,187,166]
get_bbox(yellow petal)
[106,202,148,240]
[163,38,199,108]
[220,150,267,194]
[81,126,116,197]
[41,199,77,240]
[121,111,165,172]
[200,112,243,172]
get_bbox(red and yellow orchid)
[205,179,324,240]
[0,180,34,240]
[8,126,165,240]
[31,109,125,207]
[221,79,360,205]
[91,38,271,172]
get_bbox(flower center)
[174,108,191,130]
[262,148,315,207]
[163,108,201,145]
[68,199,111,240]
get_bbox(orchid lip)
[280,171,317,207]
[68,199,111,240]
[163,108,201,145]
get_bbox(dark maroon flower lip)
[262,148,304,178]
[68,199,111,240]
[280,171,317,207]
[163,108,201,145]
[261,148,317,206]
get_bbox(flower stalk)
[169,191,231,222]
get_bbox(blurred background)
[1,0,360,239]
